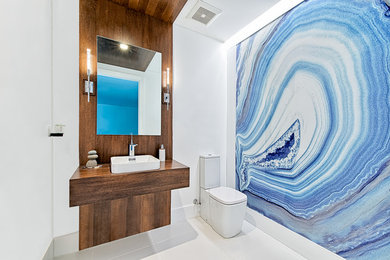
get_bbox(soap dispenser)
[159,144,165,161]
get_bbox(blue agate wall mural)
[235,0,390,259]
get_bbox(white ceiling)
[174,0,281,42]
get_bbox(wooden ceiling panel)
[138,0,149,13]
[145,0,159,17]
[108,0,187,23]
[128,0,140,10]
[108,0,129,8]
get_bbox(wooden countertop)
[70,160,189,207]
[71,160,188,179]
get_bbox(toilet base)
[209,198,247,238]
[200,186,247,238]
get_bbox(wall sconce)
[85,48,94,102]
[163,68,170,111]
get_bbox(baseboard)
[45,205,337,259]
[41,232,79,259]
[45,205,198,258]
[171,204,199,223]
[53,232,79,257]
[42,240,54,260]
[245,207,343,260]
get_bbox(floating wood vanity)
[69,160,189,250]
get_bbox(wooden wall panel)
[110,197,127,240]
[79,203,95,249]
[79,0,176,165]
[126,195,142,235]
[79,191,171,249]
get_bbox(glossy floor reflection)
[55,217,306,260]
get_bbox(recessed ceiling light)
[119,43,128,50]
[201,14,207,18]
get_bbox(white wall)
[0,0,53,259]
[172,25,227,212]
[52,0,79,237]
[226,49,237,189]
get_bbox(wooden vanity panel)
[154,190,171,228]
[94,200,111,245]
[70,160,189,206]
[71,160,188,249]
[126,195,142,235]
[79,191,171,250]
[79,203,95,249]
[110,197,127,240]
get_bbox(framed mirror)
[96,36,161,136]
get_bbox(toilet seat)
[209,187,247,205]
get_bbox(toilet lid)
[209,187,247,205]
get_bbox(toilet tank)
[200,154,220,189]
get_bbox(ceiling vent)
[187,1,222,26]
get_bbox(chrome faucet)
[129,135,138,160]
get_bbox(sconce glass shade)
[163,71,167,87]
[166,67,170,85]
[87,48,92,74]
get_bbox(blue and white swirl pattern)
[235,0,390,259]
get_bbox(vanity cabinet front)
[69,160,189,250]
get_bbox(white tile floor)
[55,217,306,260]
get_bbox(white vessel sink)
[111,155,160,174]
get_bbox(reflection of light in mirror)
[120,43,129,50]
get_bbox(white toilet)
[199,154,247,238]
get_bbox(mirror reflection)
[97,36,161,136]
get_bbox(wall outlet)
[48,124,65,137]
